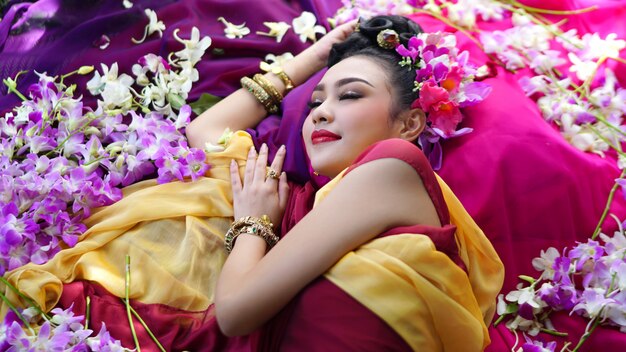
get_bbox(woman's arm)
[215,153,442,336]
[186,21,357,148]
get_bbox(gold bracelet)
[240,76,278,114]
[253,74,283,106]
[273,68,294,93]
[224,215,279,254]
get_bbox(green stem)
[409,8,508,70]
[3,79,28,102]
[120,299,166,352]
[539,327,568,337]
[570,314,601,352]
[493,313,507,326]
[592,170,626,240]
[586,123,622,153]
[0,277,49,319]
[125,255,141,352]
[85,296,91,330]
[502,0,598,15]
[0,291,35,334]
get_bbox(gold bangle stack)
[224,215,279,254]
[241,68,295,114]
[240,76,279,114]
[273,69,294,93]
[253,74,283,107]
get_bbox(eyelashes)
[307,92,362,109]
[307,100,322,109]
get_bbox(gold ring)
[266,167,280,180]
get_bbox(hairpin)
[376,29,400,50]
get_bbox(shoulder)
[345,138,432,178]
[334,138,446,228]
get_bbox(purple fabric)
[2,0,626,350]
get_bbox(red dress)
[256,138,464,351]
[58,138,464,351]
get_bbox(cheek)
[301,115,314,148]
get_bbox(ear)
[397,108,426,142]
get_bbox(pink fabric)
[400,2,626,350]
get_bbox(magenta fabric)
[2,0,626,350]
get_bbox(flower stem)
[85,296,91,330]
[0,290,35,334]
[409,8,504,66]
[125,255,141,352]
[540,327,568,337]
[570,314,601,352]
[502,0,598,15]
[0,277,49,319]
[120,299,166,352]
[2,70,29,101]
[592,170,626,240]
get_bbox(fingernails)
[249,146,256,155]
[261,143,268,152]
[279,144,286,152]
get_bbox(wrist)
[283,49,325,86]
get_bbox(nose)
[311,102,333,125]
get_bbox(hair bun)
[358,16,423,47]
[358,17,394,37]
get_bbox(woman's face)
[303,56,404,178]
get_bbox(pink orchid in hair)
[396,31,492,169]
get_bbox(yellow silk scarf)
[2,131,504,351]
[317,170,504,351]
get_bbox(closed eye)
[307,100,323,109]
[339,92,361,101]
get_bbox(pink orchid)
[428,101,464,136]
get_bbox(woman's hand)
[290,20,358,81]
[309,20,359,65]
[230,144,290,228]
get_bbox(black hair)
[327,15,424,119]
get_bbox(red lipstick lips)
[311,129,341,145]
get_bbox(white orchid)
[132,9,166,44]
[568,52,597,81]
[256,21,291,43]
[122,0,133,9]
[173,27,212,65]
[260,52,294,74]
[580,33,626,61]
[217,17,250,39]
[86,63,133,95]
[292,11,326,43]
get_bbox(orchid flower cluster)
[0,305,128,351]
[496,227,626,351]
[395,32,492,169]
[479,12,626,156]
[0,27,212,276]
[331,0,414,26]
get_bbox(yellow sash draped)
[317,171,504,351]
[2,131,503,351]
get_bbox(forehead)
[320,56,389,87]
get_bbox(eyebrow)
[313,77,375,91]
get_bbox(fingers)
[230,159,242,193]
[254,143,269,183]
[244,146,256,186]
[278,172,289,210]
[268,145,286,181]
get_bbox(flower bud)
[83,126,102,136]
[167,92,186,110]
[78,66,95,75]
[81,162,100,174]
